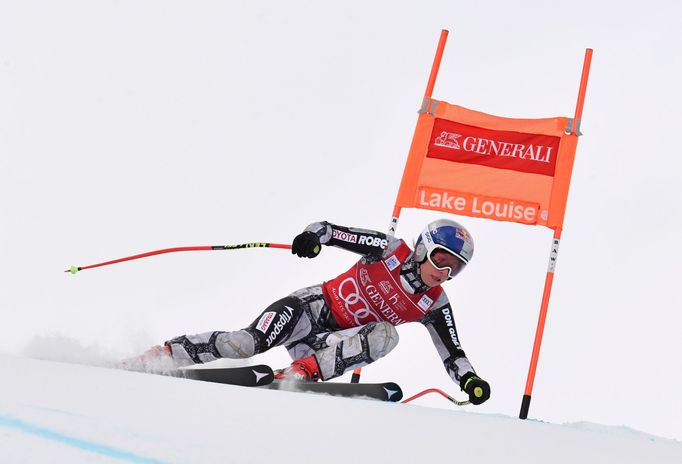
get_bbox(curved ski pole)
[65,242,292,274]
[401,388,470,406]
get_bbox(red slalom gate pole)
[423,29,449,100]
[519,231,561,419]
[65,242,292,274]
[519,48,593,420]
[356,30,451,386]
[389,29,449,236]
[571,48,593,135]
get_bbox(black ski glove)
[292,231,321,258]
[461,374,491,405]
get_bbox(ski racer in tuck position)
[126,219,491,405]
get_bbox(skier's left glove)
[461,374,491,405]
[292,231,321,258]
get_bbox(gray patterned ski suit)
[167,222,477,385]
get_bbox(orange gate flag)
[388,30,592,421]
[394,101,579,231]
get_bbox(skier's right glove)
[292,231,321,258]
[461,374,491,405]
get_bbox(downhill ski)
[174,366,402,402]
[264,380,403,402]
[176,364,274,387]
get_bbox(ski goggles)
[427,247,466,279]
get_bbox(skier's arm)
[419,294,490,404]
[292,221,395,260]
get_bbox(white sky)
[1,0,681,440]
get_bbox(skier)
[124,219,491,405]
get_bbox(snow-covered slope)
[1,354,679,464]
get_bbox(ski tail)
[180,365,274,387]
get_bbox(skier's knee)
[215,330,256,358]
[368,321,399,359]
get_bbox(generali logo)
[434,130,552,163]
[428,119,561,177]
[434,131,462,149]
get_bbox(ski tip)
[382,382,403,402]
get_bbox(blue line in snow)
[0,414,166,464]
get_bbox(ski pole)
[401,388,470,406]
[65,242,292,274]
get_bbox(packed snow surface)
[0,354,679,464]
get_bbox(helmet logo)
[456,228,470,241]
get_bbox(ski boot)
[274,355,321,382]
[117,344,180,373]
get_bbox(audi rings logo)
[337,277,381,325]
